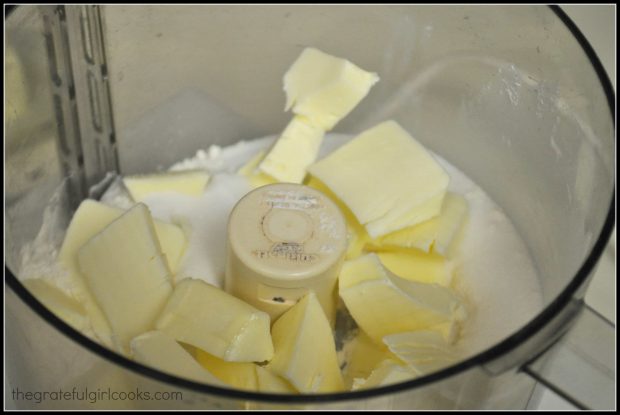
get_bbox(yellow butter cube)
[382,330,460,377]
[305,176,371,260]
[237,150,267,176]
[308,121,449,238]
[195,349,259,391]
[284,47,379,131]
[77,204,174,353]
[124,170,210,202]
[258,116,324,183]
[155,278,273,363]
[60,199,187,274]
[255,366,298,394]
[58,199,186,348]
[363,246,452,286]
[339,254,466,343]
[342,331,393,390]
[378,193,469,257]
[268,292,344,393]
[237,150,278,188]
[351,359,417,390]
[130,331,223,385]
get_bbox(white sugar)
[437,155,542,358]
[139,173,251,287]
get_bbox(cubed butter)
[155,278,273,363]
[367,191,446,240]
[339,254,466,343]
[308,121,450,238]
[238,150,267,177]
[364,246,452,286]
[196,350,298,393]
[123,170,210,202]
[258,116,324,183]
[77,203,174,353]
[342,331,393,390]
[249,172,278,189]
[383,330,460,377]
[237,150,278,188]
[195,349,259,391]
[268,292,344,393]
[255,366,298,394]
[378,193,469,257]
[305,176,371,260]
[130,331,223,385]
[60,199,187,274]
[58,199,186,349]
[351,359,417,391]
[284,47,379,131]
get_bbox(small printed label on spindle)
[252,242,318,263]
[261,190,322,211]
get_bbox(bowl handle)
[521,303,615,410]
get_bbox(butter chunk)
[237,150,278,189]
[155,278,273,363]
[130,331,223,385]
[255,366,298,394]
[248,173,278,189]
[366,192,446,239]
[21,278,89,332]
[351,359,417,390]
[238,150,267,176]
[284,47,379,130]
[305,175,371,260]
[124,170,210,202]
[194,351,297,393]
[378,193,469,256]
[339,254,466,343]
[308,121,450,238]
[58,199,186,348]
[258,116,324,183]
[268,292,344,393]
[365,247,452,286]
[195,349,258,391]
[77,204,174,353]
[342,331,393,389]
[383,330,460,377]
[258,48,378,185]
[61,199,187,274]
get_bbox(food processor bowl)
[5,5,615,409]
